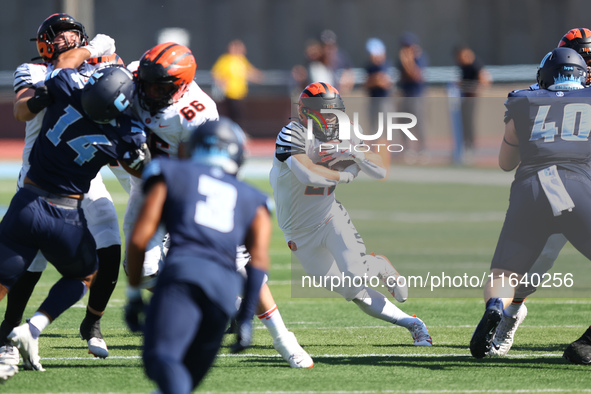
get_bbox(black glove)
[26,86,53,114]
[124,287,145,333]
[230,319,253,353]
[123,143,151,171]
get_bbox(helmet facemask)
[299,105,341,142]
[297,82,345,142]
[34,14,88,61]
[137,78,181,116]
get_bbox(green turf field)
[0,167,590,393]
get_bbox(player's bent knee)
[81,271,98,289]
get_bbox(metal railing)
[0,64,539,90]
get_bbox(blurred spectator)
[320,29,355,94]
[211,39,263,124]
[396,32,428,162]
[290,39,334,96]
[455,46,491,154]
[364,37,393,172]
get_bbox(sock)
[352,287,417,328]
[83,308,101,325]
[28,312,50,339]
[87,245,121,313]
[486,297,503,310]
[0,321,16,345]
[503,299,525,318]
[38,278,88,321]
[257,305,289,339]
[4,271,43,329]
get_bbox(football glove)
[26,86,53,114]
[230,319,253,353]
[124,287,145,333]
[86,34,116,58]
[122,143,151,171]
[338,164,360,183]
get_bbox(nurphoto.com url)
[300,272,575,293]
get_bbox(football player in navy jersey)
[0,13,125,364]
[0,65,149,371]
[489,29,591,361]
[124,118,271,392]
[470,47,591,361]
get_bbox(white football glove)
[338,163,360,183]
[86,34,116,58]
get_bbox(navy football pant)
[143,281,229,394]
[492,170,591,274]
[0,188,98,288]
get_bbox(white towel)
[538,165,575,216]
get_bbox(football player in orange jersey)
[121,43,314,368]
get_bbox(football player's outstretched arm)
[55,34,116,70]
[245,205,272,273]
[231,205,272,353]
[13,88,37,121]
[290,153,355,185]
[124,177,166,332]
[127,179,167,288]
[499,119,520,171]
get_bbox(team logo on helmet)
[81,66,135,124]
[537,47,587,90]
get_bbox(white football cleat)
[272,332,314,369]
[0,364,18,383]
[80,319,109,358]
[8,324,44,371]
[489,304,528,357]
[0,345,20,366]
[373,254,408,303]
[87,337,109,358]
[408,316,433,346]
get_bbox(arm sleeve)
[286,156,338,187]
[275,123,307,162]
[13,63,34,93]
[356,157,387,179]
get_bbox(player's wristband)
[236,265,267,322]
[126,286,142,301]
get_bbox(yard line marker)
[40,352,565,362]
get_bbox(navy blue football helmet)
[537,47,587,90]
[81,66,135,124]
[187,117,246,174]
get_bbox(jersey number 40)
[530,103,591,142]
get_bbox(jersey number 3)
[195,175,237,233]
[530,103,591,142]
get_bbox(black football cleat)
[470,298,503,359]
[563,326,591,365]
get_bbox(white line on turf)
[40,352,564,362]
